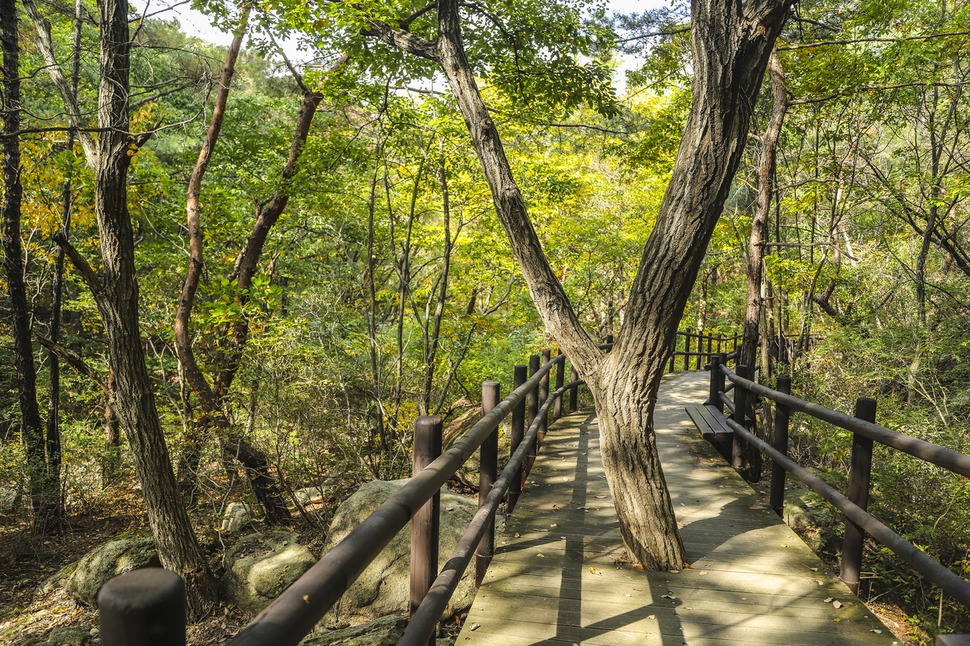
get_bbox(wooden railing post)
[732,364,750,474]
[695,333,704,370]
[553,351,564,421]
[538,349,551,445]
[605,333,614,346]
[706,333,713,364]
[717,353,728,408]
[509,364,527,513]
[683,331,691,372]
[98,568,185,646]
[410,415,442,631]
[527,354,539,430]
[476,381,500,588]
[707,355,721,408]
[840,397,877,595]
[526,354,540,477]
[769,376,792,517]
[569,365,579,412]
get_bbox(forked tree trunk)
[367,0,791,570]
[173,15,334,523]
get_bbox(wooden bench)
[685,404,733,440]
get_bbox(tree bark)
[737,49,786,481]
[2,0,62,533]
[26,0,218,616]
[368,0,791,569]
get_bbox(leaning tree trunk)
[25,0,217,613]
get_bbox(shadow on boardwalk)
[456,373,896,646]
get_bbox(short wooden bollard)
[508,365,527,513]
[476,381,500,587]
[538,349,551,445]
[769,376,792,517]
[410,415,442,632]
[98,567,185,646]
[840,397,877,595]
[552,351,564,421]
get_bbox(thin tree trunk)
[2,0,61,533]
[737,49,786,481]
[421,143,453,414]
[27,0,219,615]
[44,0,83,520]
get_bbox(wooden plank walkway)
[457,372,897,645]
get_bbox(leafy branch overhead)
[275,0,622,117]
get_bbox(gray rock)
[223,531,317,614]
[0,487,20,513]
[221,502,253,533]
[47,537,158,606]
[322,479,479,627]
[299,614,407,646]
[45,626,93,645]
[293,484,330,507]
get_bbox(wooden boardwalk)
[457,372,896,645]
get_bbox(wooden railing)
[96,346,599,646]
[711,362,970,618]
[667,330,741,372]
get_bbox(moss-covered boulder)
[45,537,158,606]
[223,531,317,614]
[322,479,478,627]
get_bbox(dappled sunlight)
[458,375,893,645]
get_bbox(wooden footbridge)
[94,334,970,646]
[459,372,893,645]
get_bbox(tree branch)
[790,82,966,106]
[779,30,970,51]
[21,0,98,167]
[361,20,439,61]
[52,232,101,295]
[34,334,109,395]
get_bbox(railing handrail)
[722,367,970,478]
[227,353,569,645]
[718,364,970,612]
[399,378,581,645]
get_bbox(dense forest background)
[1,0,969,642]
